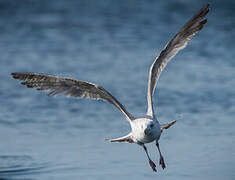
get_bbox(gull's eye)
[150,124,154,128]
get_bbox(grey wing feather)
[11,72,134,121]
[146,4,209,117]
[105,133,134,143]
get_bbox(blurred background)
[0,0,234,179]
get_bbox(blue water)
[0,0,235,179]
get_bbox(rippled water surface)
[0,0,235,179]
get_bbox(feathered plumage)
[147,4,209,117]
[11,72,134,121]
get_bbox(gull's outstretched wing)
[146,4,209,117]
[11,72,134,121]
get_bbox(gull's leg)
[156,141,166,169]
[143,144,157,172]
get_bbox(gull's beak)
[144,128,147,135]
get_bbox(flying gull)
[11,4,209,172]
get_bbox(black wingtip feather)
[194,3,210,19]
[11,72,18,79]
[20,82,33,88]
[197,19,208,31]
[196,4,210,20]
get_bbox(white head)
[142,120,158,135]
[131,117,161,143]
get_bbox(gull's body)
[11,4,209,172]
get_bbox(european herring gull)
[11,3,209,172]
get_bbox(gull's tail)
[105,133,134,143]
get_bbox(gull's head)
[131,117,161,142]
[143,120,157,135]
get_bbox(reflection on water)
[0,0,235,180]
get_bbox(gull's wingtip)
[11,72,18,79]
[206,3,210,11]
[11,72,26,80]
[200,3,210,17]
[204,3,210,14]
[202,3,210,10]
